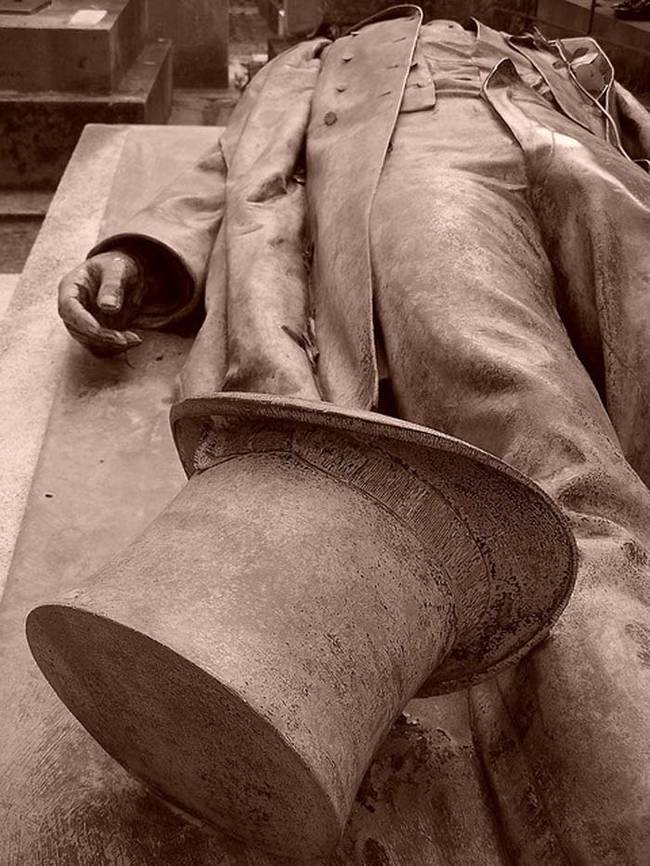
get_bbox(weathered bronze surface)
[17,3,650,862]
[0,128,515,866]
[27,394,575,858]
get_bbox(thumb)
[96,253,139,313]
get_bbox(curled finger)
[62,298,138,354]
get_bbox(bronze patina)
[27,4,650,861]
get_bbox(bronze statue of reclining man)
[48,4,650,861]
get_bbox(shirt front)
[401,18,554,112]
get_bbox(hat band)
[195,415,491,640]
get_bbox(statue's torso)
[305,13,616,409]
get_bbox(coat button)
[324,111,338,125]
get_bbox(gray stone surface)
[0,123,214,598]
[0,274,18,319]
[0,124,129,596]
[0,39,172,188]
[0,0,147,94]
[0,190,53,216]
[0,217,42,271]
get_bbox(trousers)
[370,87,650,861]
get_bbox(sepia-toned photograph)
[0,1,649,863]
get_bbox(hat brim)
[170,392,577,695]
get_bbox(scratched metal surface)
[0,125,508,865]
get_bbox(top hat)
[26,392,576,860]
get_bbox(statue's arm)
[57,134,229,356]
[176,37,330,401]
[58,37,329,357]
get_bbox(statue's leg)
[483,76,650,488]
[371,97,650,863]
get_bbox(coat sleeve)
[611,82,650,163]
[89,141,228,328]
[174,37,331,403]
[218,38,329,402]
[90,38,329,331]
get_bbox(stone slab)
[0,273,18,319]
[0,189,53,216]
[0,38,172,189]
[0,216,43,270]
[146,0,229,88]
[0,124,130,602]
[0,122,217,627]
[0,122,506,865]
[0,0,147,93]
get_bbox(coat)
[92,3,650,413]
[88,6,650,859]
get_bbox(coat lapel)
[506,34,606,138]
[307,6,423,409]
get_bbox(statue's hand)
[58,250,146,356]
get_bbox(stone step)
[0,189,53,216]
[0,38,172,189]
[0,217,43,270]
[0,192,52,271]
[0,0,147,94]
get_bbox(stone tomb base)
[0,40,172,189]
[0,0,148,93]
[0,1,172,188]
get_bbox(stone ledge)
[0,123,217,601]
[0,38,173,189]
[0,0,147,94]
